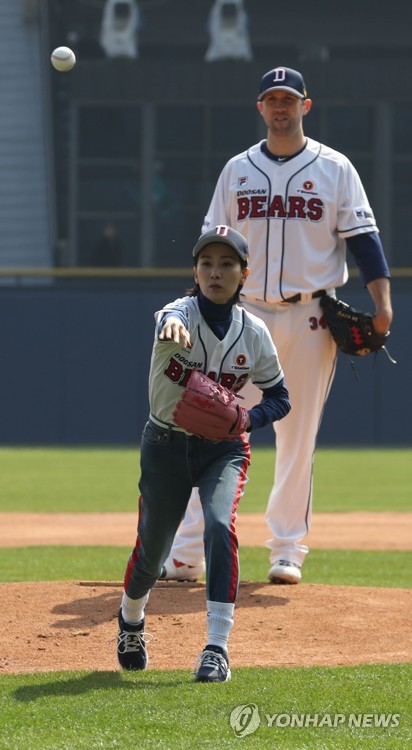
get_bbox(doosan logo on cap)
[258,67,307,101]
[193,225,249,262]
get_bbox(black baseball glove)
[319,295,390,356]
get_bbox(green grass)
[0,447,140,512]
[0,665,410,749]
[0,546,410,588]
[0,546,127,583]
[0,447,411,513]
[0,447,410,749]
[239,547,412,589]
[242,447,412,513]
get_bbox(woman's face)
[194,243,248,304]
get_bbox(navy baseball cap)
[258,66,307,101]
[193,225,249,262]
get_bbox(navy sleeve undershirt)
[346,232,390,286]
[248,379,291,431]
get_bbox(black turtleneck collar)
[197,291,233,321]
[197,291,234,340]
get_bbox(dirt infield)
[1,580,410,675]
[0,512,411,675]
[1,511,411,549]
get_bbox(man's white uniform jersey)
[149,295,284,429]
[203,138,378,304]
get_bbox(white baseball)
[51,46,76,72]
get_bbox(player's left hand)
[159,317,191,348]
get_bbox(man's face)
[257,91,311,136]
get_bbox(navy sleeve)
[248,379,291,431]
[346,232,390,286]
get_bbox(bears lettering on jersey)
[208,370,249,392]
[164,357,249,393]
[237,192,324,221]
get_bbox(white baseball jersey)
[149,295,284,428]
[203,137,378,304]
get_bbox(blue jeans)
[124,419,251,604]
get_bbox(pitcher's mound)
[0,580,410,674]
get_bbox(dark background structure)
[0,0,409,445]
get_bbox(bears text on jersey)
[237,193,324,221]
[164,356,249,393]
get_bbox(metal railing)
[0,267,411,280]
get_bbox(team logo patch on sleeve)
[354,206,375,221]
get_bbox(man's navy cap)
[193,225,249,262]
[258,66,307,101]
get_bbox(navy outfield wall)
[0,281,408,446]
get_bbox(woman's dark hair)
[187,255,248,303]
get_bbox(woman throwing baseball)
[117,225,291,682]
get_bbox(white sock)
[121,591,150,625]
[206,600,235,653]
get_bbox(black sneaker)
[194,645,231,683]
[117,608,148,671]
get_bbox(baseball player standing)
[161,66,393,585]
[117,226,290,681]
